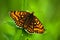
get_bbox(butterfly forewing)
[10,11,30,27]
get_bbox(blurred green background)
[0,0,60,40]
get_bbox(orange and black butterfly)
[10,11,45,34]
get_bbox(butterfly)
[10,11,45,34]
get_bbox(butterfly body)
[24,13,33,27]
[10,11,45,34]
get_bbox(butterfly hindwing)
[33,16,45,33]
[24,15,45,33]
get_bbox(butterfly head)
[31,12,34,15]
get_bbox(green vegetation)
[0,0,60,40]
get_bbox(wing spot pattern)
[10,11,45,34]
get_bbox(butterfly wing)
[24,15,45,33]
[10,11,30,27]
[10,11,45,33]
[33,16,45,33]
